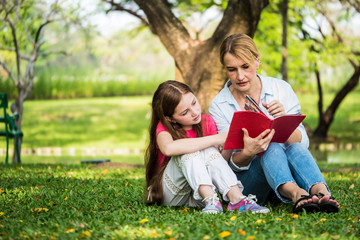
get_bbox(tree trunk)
[313,65,360,138]
[133,0,269,111]
[281,0,288,82]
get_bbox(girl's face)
[170,92,202,130]
[223,53,259,93]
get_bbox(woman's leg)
[234,156,276,204]
[286,143,339,208]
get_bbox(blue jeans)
[235,142,329,204]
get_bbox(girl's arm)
[157,131,227,157]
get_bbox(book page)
[244,95,266,115]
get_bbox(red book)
[223,111,306,150]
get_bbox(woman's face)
[170,92,202,130]
[223,53,259,93]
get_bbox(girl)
[145,80,269,214]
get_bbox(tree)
[297,0,360,139]
[281,0,288,81]
[0,0,81,163]
[102,0,269,110]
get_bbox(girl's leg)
[202,147,244,203]
[163,151,217,207]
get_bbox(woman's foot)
[316,193,340,213]
[310,183,340,213]
[293,195,320,213]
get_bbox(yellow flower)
[102,169,108,174]
[80,231,91,238]
[57,165,61,169]
[0,190,4,194]
[0,212,4,216]
[238,229,246,236]
[230,216,237,221]
[255,219,263,224]
[64,196,68,201]
[247,236,256,240]
[276,218,282,221]
[202,235,211,240]
[139,218,149,224]
[164,230,172,236]
[292,235,297,238]
[320,218,327,222]
[219,231,231,238]
[65,228,76,233]
[291,214,299,219]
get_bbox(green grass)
[17,96,152,150]
[0,163,359,239]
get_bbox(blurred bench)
[0,93,23,164]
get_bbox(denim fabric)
[235,142,328,204]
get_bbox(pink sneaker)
[201,195,223,214]
[227,194,270,214]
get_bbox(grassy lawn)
[2,91,359,151]
[0,163,359,239]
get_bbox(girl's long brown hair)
[144,80,204,205]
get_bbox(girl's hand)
[242,128,275,156]
[262,100,285,118]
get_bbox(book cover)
[223,111,306,150]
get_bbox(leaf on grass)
[139,218,149,224]
[349,184,354,189]
[238,229,246,236]
[219,231,231,238]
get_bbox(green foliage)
[0,163,359,239]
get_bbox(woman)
[209,33,340,213]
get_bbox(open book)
[223,96,306,150]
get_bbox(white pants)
[162,146,243,207]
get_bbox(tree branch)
[102,0,150,29]
[132,0,191,58]
[212,0,269,46]
[0,60,17,85]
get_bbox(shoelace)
[243,194,258,204]
[203,194,219,206]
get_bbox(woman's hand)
[242,128,275,156]
[262,100,285,118]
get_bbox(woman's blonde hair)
[219,33,259,66]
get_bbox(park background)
[0,0,359,239]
